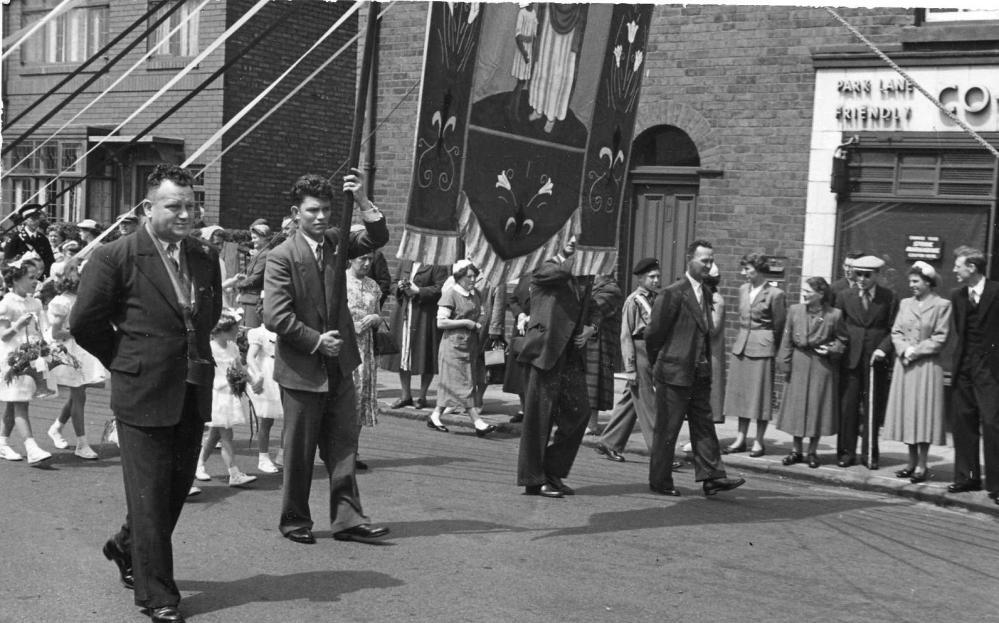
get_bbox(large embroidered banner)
[400,2,654,282]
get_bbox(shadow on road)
[383,518,530,539]
[177,570,405,616]
[532,486,897,541]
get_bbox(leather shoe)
[333,524,390,543]
[102,539,134,590]
[782,452,803,466]
[525,484,563,498]
[414,398,430,409]
[389,397,413,409]
[355,459,369,471]
[650,485,681,496]
[722,442,746,454]
[475,424,498,438]
[284,527,316,544]
[595,443,625,462]
[861,458,879,470]
[748,446,766,458]
[672,460,683,471]
[947,480,982,494]
[509,411,524,423]
[426,418,449,433]
[837,455,856,468]
[547,475,574,495]
[703,477,746,496]
[895,467,914,478]
[988,491,999,500]
[909,470,932,484]
[147,606,184,623]
[807,454,820,469]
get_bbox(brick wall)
[219,0,358,229]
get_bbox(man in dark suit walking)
[947,245,999,503]
[516,236,601,498]
[834,255,897,470]
[71,164,222,623]
[645,240,744,497]
[263,171,390,545]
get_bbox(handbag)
[372,319,399,356]
[484,337,507,385]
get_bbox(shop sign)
[905,235,942,261]
[835,78,915,128]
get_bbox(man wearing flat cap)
[4,203,55,276]
[834,254,897,469]
[117,212,140,238]
[595,258,661,462]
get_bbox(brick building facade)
[2,0,357,229]
[360,4,999,311]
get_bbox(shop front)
[804,62,999,294]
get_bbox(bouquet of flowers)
[226,361,251,397]
[4,336,79,396]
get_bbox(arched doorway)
[623,125,701,288]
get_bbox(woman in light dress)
[247,320,283,473]
[347,251,383,469]
[883,262,951,484]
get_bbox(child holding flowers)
[195,310,256,487]
[0,259,54,464]
[246,322,283,473]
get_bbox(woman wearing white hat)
[882,261,952,483]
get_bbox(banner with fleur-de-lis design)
[401,3,654,282]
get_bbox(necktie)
[166,243,180,271]
[861,289,870,311]
[315,243,324,267]
[971,289,979,307]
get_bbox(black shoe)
[837,454,856,468]
[475,424,498,438]
[861,458,879,470]
[782,452,803,466]
[146,606,184,623]
[748,446,766,458]
[333,524,390,543]
[426,418,449,433]
[671,460,683,471]
[102,539,134,590]
[414,398,430,409]
[546,475,575,495]
[284,527,316,544]
[947,480,982,494]
[988,491,999,500]
[525,484,563,498]
[703,477,746,496]
[389,397,413,409]
[355,459,369,470]
[895,467,915,479]
[594,443,625,462]
[722,442,746,455]
[807,454,820,469]
[909,470,932,484]
[509,411,524,424]
[650,485,681,496]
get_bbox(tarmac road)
[2,406,998,623]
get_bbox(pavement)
[15,370,997,518]
[373,371,999,517]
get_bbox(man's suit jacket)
[263,221,388,392]
[835,285,897,370]
[831,277,853,296]
[70,227,222,426]
[646,277,713,387]
[949,279,999,380]
[4,227,55,276]
[730,281,786,358]
[517,259,596,372]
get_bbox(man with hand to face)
[263,169,390,545]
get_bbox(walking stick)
[866,361,876,467]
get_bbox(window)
[148,0,200,57]
[924,8,999,22]
[3,140,86,221]
[847,149,997,200]
[21,5,109,65]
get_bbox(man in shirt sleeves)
[645,240,745,497]
[71,164,222,623]
[263,170,390,545]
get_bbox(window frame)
[20,4,110,66]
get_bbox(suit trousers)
[839,361,889,461]
[599,340,655,452]
[517,348,590,487]
[279,369,369,534]
[649,375,726,491]
[951,355,999,492]
[115,385,204,609]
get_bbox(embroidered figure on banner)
[415,3,481,192]
[586,13,646,214]
[497,163,555,240]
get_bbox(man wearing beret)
[4,203,55,276]
[835,254,897,469]
[595,258,661,462]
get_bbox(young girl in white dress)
[45,266,108,460]
[246,322,283,473]
[0,260,54,465]
[195,311,256,487]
